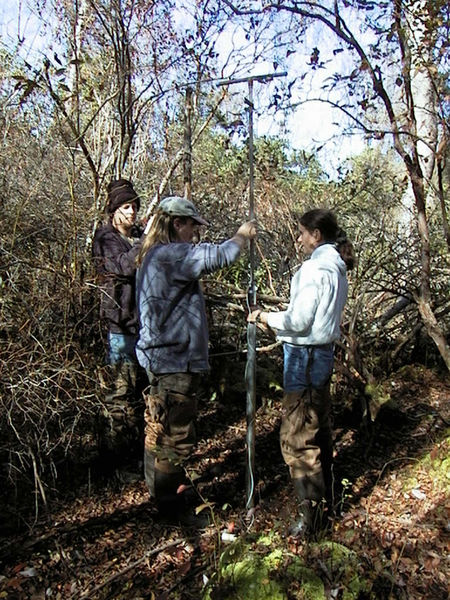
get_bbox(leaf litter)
[0,365,448,599]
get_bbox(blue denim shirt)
[136,239,241,374]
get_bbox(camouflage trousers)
[101,361,144,456]
[143,372,200,501]
[280,385,333,502]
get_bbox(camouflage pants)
[143,372,200,501]
[101,361,144,455]
[280,385,333,501]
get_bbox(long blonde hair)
[137,209,188,266]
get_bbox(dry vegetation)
[1,4,449,591]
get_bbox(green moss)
[205,546,285,600]
[256,531,281,547]
[204,536,320,600]
[203,538,372,600]
[285,563,325,599]
[264,549,284,570]
[218,539,247,569]
[364,382,393,419]
[406,434,450,493]
[310,541,371,599]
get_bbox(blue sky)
[1,1,367,176]
[213,17,367,175]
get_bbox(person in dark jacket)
[92,179,146,459]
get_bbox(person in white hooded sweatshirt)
[249,208,355,537]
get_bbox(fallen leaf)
[411,489,426,500]
[19,567,37,578]
[178,560,191,576]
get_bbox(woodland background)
[0,1,449,598]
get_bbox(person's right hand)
[236,220,257,240]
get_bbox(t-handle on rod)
[218,70,287,509]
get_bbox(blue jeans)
[283,343,334,392]
[107,332,137,365]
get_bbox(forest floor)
[0,363,449,599]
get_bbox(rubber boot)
[289,474,325,538]
[144,451,208,528]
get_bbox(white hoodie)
[267,243,348,346]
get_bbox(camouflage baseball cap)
[158,196,209,225]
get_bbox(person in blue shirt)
[136,196,256,516]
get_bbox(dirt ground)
[0,364,448,599]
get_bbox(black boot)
[149,463,209,528]
[289,475,326,539]
[156,488,211,529]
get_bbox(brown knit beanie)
[106,178,141,214]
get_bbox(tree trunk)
[396,0,449,370]
[409,163,450,370]
[417,298,450,369]
[437,137,450,250]
[408,0,438,208]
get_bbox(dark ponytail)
[300,209,355,271]
[334,227,355,271]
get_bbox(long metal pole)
[245,79,257,508]
[183,87,193,200]
[217,70,286,510]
